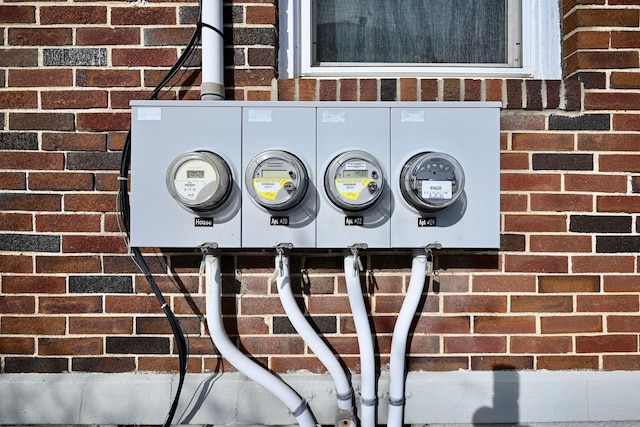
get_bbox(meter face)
[400,152,464,212]
[245,150,309,211]
[166,151,233,211]
[325,151,385,211]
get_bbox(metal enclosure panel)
[241,106,317,248]
[390,106,500,248]
[130,104,242,248]
[316,107,391,248]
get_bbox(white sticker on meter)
[253,178,285,200]
[174,179,206,201]
[345,161,367,170]
[421,181,453,200]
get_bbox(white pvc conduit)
[200,0,225,99]
[343,252,376,427]
[387,252,428,427]
[273,251,355,424]
[204,253,316,427]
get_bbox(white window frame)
[278,0,561,79]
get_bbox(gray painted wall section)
[2,371,640,425]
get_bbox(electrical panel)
[130,101,499,250]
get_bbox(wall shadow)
[472,365,528,426]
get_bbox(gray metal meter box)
[241,106,317,248]
[316,107,391,248]
[130,102,242,248]
[390,104,500,248]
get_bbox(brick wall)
[1,0,640,377]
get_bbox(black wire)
[117,0,216,424]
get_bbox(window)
[278,0,561,79]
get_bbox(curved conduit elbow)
[343,253,376,427]
[387,252,428,427]
[204,253,317,427]
[274,251,356,426]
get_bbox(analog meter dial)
[165,151,233,211]
[400,152,465,212]
[325,150,385,211]
[245,150,309,211]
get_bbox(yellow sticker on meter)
[253,178,286,200]
[335,178,372,200]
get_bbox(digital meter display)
[262,170,289,179]
[187,170,205,179]
[343,170,368,178]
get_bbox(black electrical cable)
[116,0,223,425]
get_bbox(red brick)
[539,275,600,293]
[1,316,65,335]
[500,153,529,170]
[9,69,73,87]
[613,114,640,131]
[0,193,62,212]
[444,336,506,354]
[472,275,536,293]
[2,276,66,294]
[111,7,176,25]
[62,235,127,254]
[504,255,568,273]
[76,112,129,132]
[0,152,64,171]
[503,215,567,232]
[0,172,26,190]
[308,295,351,314]
[339,79,357,101]
[443,295,507,313]
[29,172,94,191]
[105,296,163,314]
[611,72,640,89]
[0,337,35,354]
[597,195,640,213]
[474,316,536,334]
[0,6,35,23]
[566,51,638,75]
[565,174,628,193]
[600,154,640,172]
[10,113,75,131]
[298,79,316,101]
[530,235,592,252]
[512,133,575,151]
[577,295,639,312]
[501,173,561,191]
[40,296,103,314]
[77,27,140,46]
[226,68,274,87]
[500,194,528,212]
[541,316,603,333]
[414,316,470,334]
[604,275,640,292]
[39,337,103,355]
[63,194,115,212]
[538,356,599,370]
[40,6,107,24]
[112,48,177,67]
[564,31,610,53]
[36,256,101,273]
[41,90,108,109]
[566,8,639,28]
[0,296,35,314]
[603,355,640,370]
[511,295,573,313]
[420,79,438,101]
[245,5,276,24]
[585,92,640,111]
[464,79,482,101]
[576,335,637,353]
[608,315,640,332]
[246,89,271,101]
[77,69,141,88]
[8,28,72,46]
[237,296,283,315]
[530,193,593,212]
[443,78,461,101]
[572,255,635,273]
[277,78,295,101]
[611,30,640,48]
[359,79,377,101]
[0,212,31,231]
[240,336,304,355]
[0,91,37,109]
[511,336,572,354]
[318,80,337,101]
[42,132,107,151]
[579,133,640,151]
[143,27,193,46]
[485,79,503,102]
[400,78,418,101]
[0,48,38,67]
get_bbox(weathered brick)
[29,172,94,191]
[339,79,357,101]
[43,48,107,67]
[112,48,177,67]
[8,69,73,87]
[504,215,567,233]
[0,48,38,67]
[530,235,592,252]
[230,27,276,46]
[443,295,507,313]
[578,133,640,151]
[69,317,133,335]
[566,51,638,75]
[77,27,140,46]
[359,79,378,102]
[0,6,36,23]
[597,195,640,213]
[538,356,599,371]
[105,295,164,314]
[2,276,66,294]
[511,295,573,313]
[111,7,176,25]
[41,90,108,110]
[76,112,130,132]
[42,132,107,152]
[530,193,593,212]
[40,6,107,24]
[77,69,141,88]
[539,275,601,293]
[62,235,127,254]
[576,335,637,353]
[541,316,602,333]
[8,28,72,46]
[9,113,75,131]
[1,316,65,335]
[504,255,569,273]
[420,79,439,101]
[565,174,627,193]
[39,337,102,356]
[572,255,636,273]
[443,79,460,102]
[474,316,536,334]
[36,255,101,274]
[0,193,62,212]
[0,295,35,314]
[511,336,572,354]
[0,213,31,231]
[512,133,575,151]
[380,79,397,101]
[613,114,640,131]
[0,91,37,109]
[39,296,102,314]
[444,336,506,354]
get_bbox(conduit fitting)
[201,82,225,100]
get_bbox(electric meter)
[165,151,233,211]
[245,150,309,211]
[324,150,385,211]
[399,152,465,212]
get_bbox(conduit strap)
[388,396,405,406]
[336,389,354,402]
[361,396,377,406]
[291,399,309,417]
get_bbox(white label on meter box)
[322,110,346,123]
[401,110,425,122]
[335,179,370,200]
[248,109,272,122]
[421,181,453,200]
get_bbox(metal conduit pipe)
[387,251,428,427]
[273,250,356,427]
[343,252,376,427]
[200,0,225,100]
[204,252,317,427]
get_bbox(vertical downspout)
[201,0,225,100]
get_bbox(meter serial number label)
[345,216,364,226]
[270,216,289,226]
[421,180,453,200]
